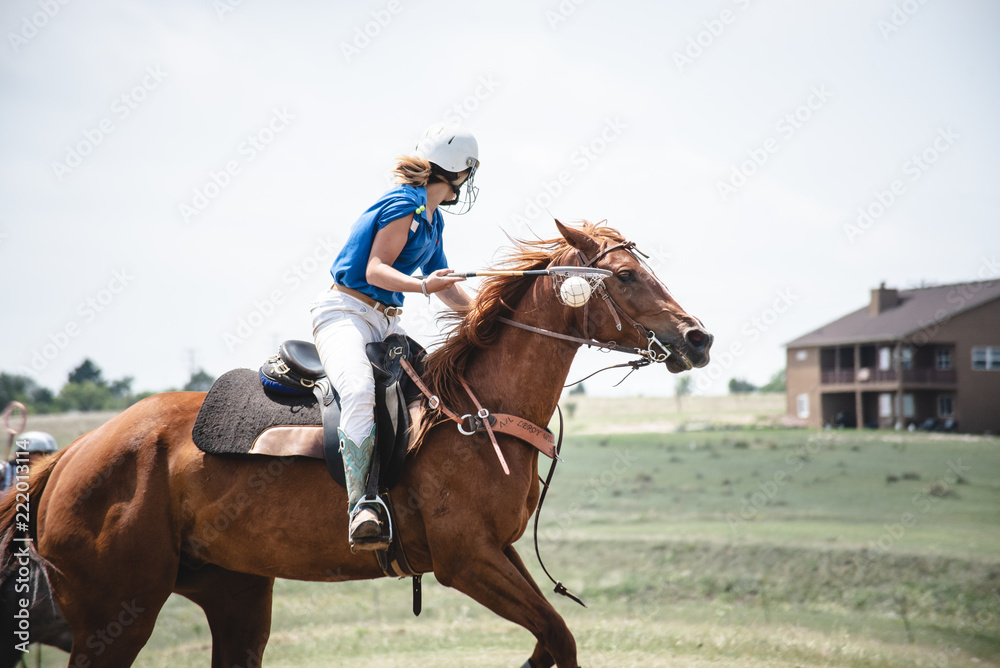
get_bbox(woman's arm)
[366,216,464,295]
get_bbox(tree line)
[728,369,786,394]
[3,361,786,414]
[0,359,215,413]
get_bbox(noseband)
[498,240,693,370]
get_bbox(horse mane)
[412,221,626,445]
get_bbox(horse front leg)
[434,543,578,668]
[504,545,558,668]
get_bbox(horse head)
[554,220,713,373]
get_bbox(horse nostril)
[686,329,709,350]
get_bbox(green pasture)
[18,398,1000,667]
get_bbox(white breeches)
[310,289,405,444]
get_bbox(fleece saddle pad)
[192,368,325,458]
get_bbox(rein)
[533,405,586,607]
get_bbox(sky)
[1,0,998,399]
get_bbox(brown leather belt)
[330,284,403,317]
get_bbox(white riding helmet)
[415,122,480,215]
[415,122,480,174]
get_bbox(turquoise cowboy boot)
[339,426,386,551]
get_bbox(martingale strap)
[398,359,556,464]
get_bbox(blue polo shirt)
[330,184,448,307]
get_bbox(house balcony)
[901,368,956,384]
[820,370,856,384]
[820,367,956,386]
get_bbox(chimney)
[869,282,900,316]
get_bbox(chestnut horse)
[0,221,711,668]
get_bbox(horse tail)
[0,449,67,573]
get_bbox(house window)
[938,395,954,417]
[796,350,808,362]
[879,393,893,418]
[972,346,1000,370]
[796,393,809,419]
[902,394,915,418]
[900,347,914,370]
[879,347,892,371]
[936,347,952,370]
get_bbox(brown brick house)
[785,281,1000,434]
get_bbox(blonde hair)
[392,155,432,186]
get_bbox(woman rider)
[310,122,479,551]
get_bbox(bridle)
[498,240,693,371]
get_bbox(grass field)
[16,396,1000,667]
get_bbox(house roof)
[786,280,1000,348]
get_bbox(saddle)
[259,334,424,492]
[192,334,426,582]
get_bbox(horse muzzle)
[657,325,713,373]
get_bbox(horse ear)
[555,219,600,257]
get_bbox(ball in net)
[559,275,592,307]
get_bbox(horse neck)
[463,280,578,427]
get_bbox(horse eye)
[617,271,634,284]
